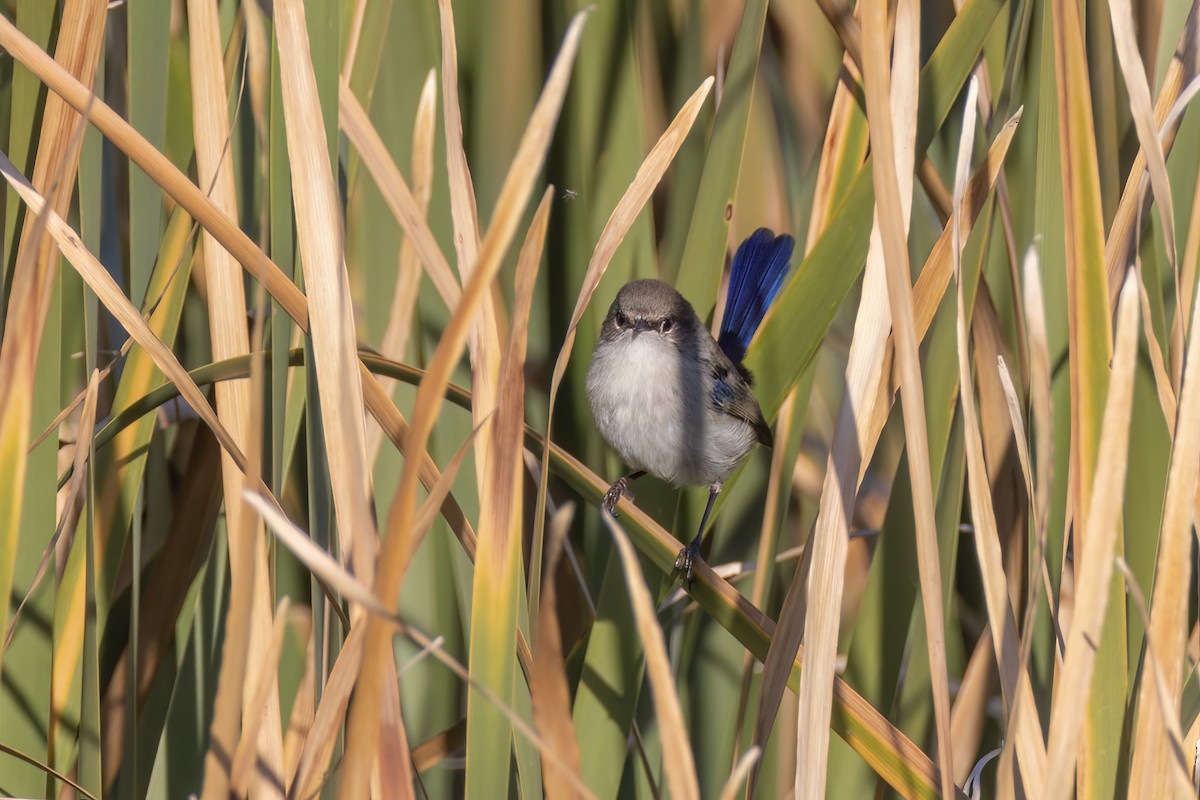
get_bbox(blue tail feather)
[717,228,795,366]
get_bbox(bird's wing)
[707,339,773,446]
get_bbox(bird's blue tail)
[717,228,795,365]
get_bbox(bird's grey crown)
[612,279,695,323]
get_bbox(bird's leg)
[676,482,721,581]
[602,470,646,516]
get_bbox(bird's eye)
[615,312,628,328]
[660,317,673,333]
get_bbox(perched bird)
[587,228,795,578]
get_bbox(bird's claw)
[674,541,701,582]
[601,478,633,516]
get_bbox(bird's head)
[600,279,698,347]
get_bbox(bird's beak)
[632,319,652,338]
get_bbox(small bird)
[587,228,795,579]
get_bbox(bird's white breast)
[587,333,756,486]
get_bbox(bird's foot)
[674,540,702,583]
[601,477,634,516]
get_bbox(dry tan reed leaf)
[342,0,369,77]
[1130,74,1200,396]
[945,0,1028,391]
[950,626,996,786]
[438,0,482,272]
[806,56,867,244]
[1160,76,1200,142]
[718,746,761,800]
[1127,88,1200,790]
[412,719,466,773]
[813,0,863,69]
[374,658,414,797]
[10,0,104,292]
[245,493,388,617]
[1187,708,1200,791]
[290,624,368,800]
[232,597,293,795]
[340,82,462,309]
[367,69,438,463]
[848,0,954,797]
[436,6,507,637]
[996,355,1063,661]
[532,504,586,800]
[439,26,513,724]
[1104,2,1199,307]
[276,0,377,582]
[0,0,473,578]
[1107,0,1177,280]
[187,4,286,792]
[33,203,198,458]
[1116,558,1192,797]
[201,479,260,798]
[1133,260,1179,426]
[970,289,1027,628]
[342,15,588,796]
[792,156,900,800]
[602,514,699,798]
[532,74,713,605]
[1021,245,1054,553]
[1141,74,1200,393]
[951,79,1046,797]
[1180,157,1200,371]
[997,358,1035,532]
[1043,275,1140,797]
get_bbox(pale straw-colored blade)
[1043,275,1140,797]
[275,0,377,581]
[601,514,699,799]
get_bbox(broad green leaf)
[126,0,171,308]
[672,0,769,310]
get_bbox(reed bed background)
[1,0,1199,797]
